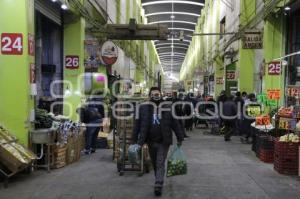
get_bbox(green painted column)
[0,0,34,146]
[263,14,285,104]
[63,17,85,121]
[238,0,256,93]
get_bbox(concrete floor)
[1,129,300,199]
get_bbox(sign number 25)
[1,33,23,55]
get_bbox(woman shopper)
[137,87,184,196]
[79,91,105,154]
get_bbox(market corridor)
[1,130,300,199]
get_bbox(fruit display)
[278,106,300,118]
[255,115,271,126]
[279,133,300,143]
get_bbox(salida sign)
[243,32,263,49]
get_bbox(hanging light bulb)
[284,6,291,11]
[52,0,58,2]
[61,2,68,10]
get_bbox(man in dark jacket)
[137,87,184,196]
[84,92,105,154]
[234,92,244,135]
[221,95,237,141]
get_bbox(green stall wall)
[63,17,85,121]
[0,0,35,146]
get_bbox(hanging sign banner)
[100,40,118,65]
[267,89,281,100]
[268,61,281,75]
[1,33,23,55]
[28,34,35,56]
[29,63,35,83]
[242,32,263,49]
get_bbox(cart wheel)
[4,177,8,188]
[117,161,122,172]
[119,171,124,176]
[144,164,150,173]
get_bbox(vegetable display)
[35,109,53,129]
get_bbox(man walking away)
[84,92,104,154]
[221,95,237,141]
[137,87,184,196]
[234,92,244,135]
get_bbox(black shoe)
[224,137,231,141]
[184,135,189,138]
[154,187,162,196]
[91,149,96,153]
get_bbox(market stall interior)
[1,0,300,198]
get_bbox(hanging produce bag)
[128,144,141,164]
[167,146,187,177]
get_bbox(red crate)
[273,140,299,175]
[259,149,274,163]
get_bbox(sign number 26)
[1,33,23,55]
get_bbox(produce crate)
[274,140,299,175]
[53,145,67,169]
[259,149,274,163]
[253,134,269,157]
[259,136,274,150]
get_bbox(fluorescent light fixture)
[148,20,196,25]
[61,3,68,10]
[157,46,188,50]
[52,0,57,2]
[145,12,200,17]
[159,52,186,56]
[155,42,189,47]
[168,38,191,43]
[168,27,195,32]
[142,1,204,7]
[171,15,175,19]
[284,6,291,11]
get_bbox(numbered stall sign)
[279,118,296,130]
[65,55,79,69]
[268,61,281,75]
[1,33,23,55]
[226,70,236,80]
[286,85,300,98]
[267,89,281,100]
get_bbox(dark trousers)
[85,121,101,151]
[224,120,235,139]
[185,118,193,130]
[148,143,170,187]
[243,119,254,139]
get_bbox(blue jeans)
[85,119,101,151]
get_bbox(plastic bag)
[128,144,141,164]
[167,146,187,177]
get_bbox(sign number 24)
[1,33,23,55]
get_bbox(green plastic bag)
[167,146,187,177]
